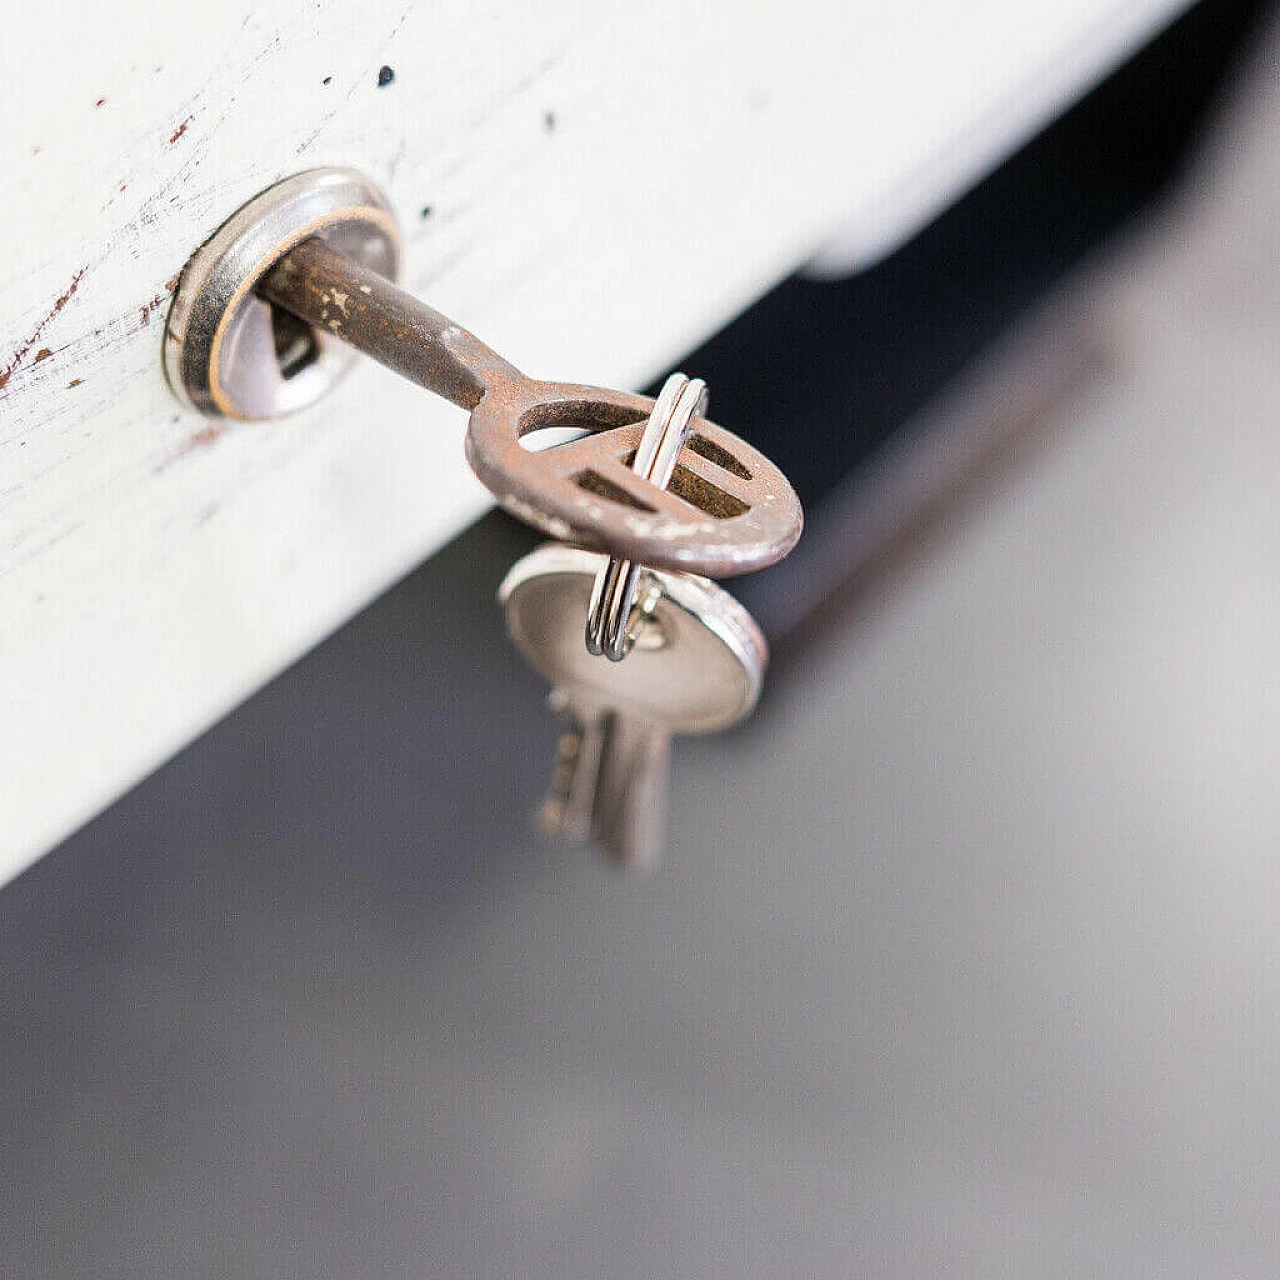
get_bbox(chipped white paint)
[0,0,1184,879]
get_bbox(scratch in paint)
[188,425,225,448]
[0,268,86,392]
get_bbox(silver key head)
[499,545,768,734]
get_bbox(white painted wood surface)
[0,0,1186,881]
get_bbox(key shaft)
[260,236,520,412]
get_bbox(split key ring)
[585,374,707,662]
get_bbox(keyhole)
[270,306,320,380]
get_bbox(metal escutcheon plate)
[163,167,399,419]
[500,544,768,734]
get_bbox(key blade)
[538,697,605,844]
[591,716,670,873]
[538,698,671,872]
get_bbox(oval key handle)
[166,168,802,578]
[465,379,800,577]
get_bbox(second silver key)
[499,544,769,870]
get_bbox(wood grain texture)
[0,0,1185,879]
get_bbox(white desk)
[0,0,1187,877]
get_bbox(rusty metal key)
[258,236,802,578]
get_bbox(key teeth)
[538,728,593,844]
[534,708,669,873]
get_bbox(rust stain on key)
[259,237,802,578]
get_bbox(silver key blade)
[591,714,670,871]
[540,701,671,871]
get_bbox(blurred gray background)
[4,17,1280,1280]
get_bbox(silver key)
[500,544,768,870]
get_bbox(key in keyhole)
[257,236,801,578]
[164,170,801,577]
